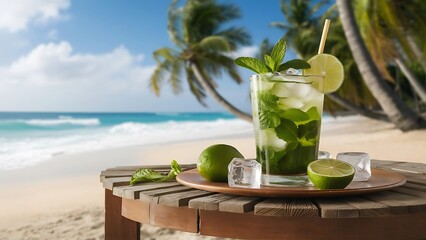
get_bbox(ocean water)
[0,112,253,170]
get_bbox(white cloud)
[226,46,258,59]
[0,41,156,90]
[47,29,58,40]
[0,0,70,32]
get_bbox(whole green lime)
[307,159,355,190]
[197,144,244,182]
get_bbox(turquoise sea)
[0,112,253,170]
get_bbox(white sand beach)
[0,115,425,239]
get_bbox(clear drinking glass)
[250,73,324,186]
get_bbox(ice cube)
[318,151,331,159]
[289,83,311,99]
[278,97,304,109]
[228,158,261,189]
[271,82,291,97]
[259,128,286,150]
[285,68,300,75]
[336,152,371,181]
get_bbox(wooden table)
[100,160,426,240]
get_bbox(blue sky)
[0,0,329,113]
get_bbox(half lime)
[307,159,355,189]
[303,54,344,94]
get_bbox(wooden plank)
[219,196,263,213]
[139,185,193,203]
[158,189,214,207]
[391,187,426,198]
[121,198,150,224]
[199,210,426,240]
[188,194,238,211]
[376,162,426,174]
[101,170,135,177]
[103,176,131,190]
[254,198,318,217]
[371,159,404,168]
[106,163,196,171]
[314,199,359,218]
[113,182,182,198]
[150,203,198,233]
[335,196,390,217]
[101,164,197,181]
[390,187,426,198]
[104,189,140,240]
[362,191,426,214]
[403,182,426,190]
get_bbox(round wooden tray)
[176,169,406,198]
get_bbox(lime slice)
[303,54,344,94]
[307,159,355,189]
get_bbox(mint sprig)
[130,160,182,185]
[234,38,310,73]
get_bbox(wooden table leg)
[105,189,140,240]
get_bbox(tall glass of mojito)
[250,73,325,186]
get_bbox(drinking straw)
[318,19,331,54]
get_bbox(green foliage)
[271,0,379,113]
[130,160,182,185]
[234,38,310,73]
[234,57,270,74]
[275,119,298,142]
[150,0,251,106]
[257,91,281,129]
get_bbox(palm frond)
[153,47,178,63]
[215,27,251,50]
[149,60,173,96]
[185,67,207,106]
[198,36,231,53]
[169,60,183,94]
[168,0,185,48]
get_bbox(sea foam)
[24,118,100,126]
[0,119,253,170]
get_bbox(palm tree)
[270,0,324,59]
[149,0,252,121]
[355,0,426,103]
[336,0,425,131]
[271,0,382,119]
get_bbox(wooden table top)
[100,160,426,239]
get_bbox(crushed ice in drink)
[336,152,371,181]
[285,68,300,75]
[228,158,261,189]
[318,151,331,159]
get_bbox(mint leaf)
[306,107,321,120]
[275,119,298,142]
[280,109,309,122]
[130,168,166,185]
[130,160,182,185]
[270,38,286,69]
[278,59,311,72]
[257,91,281,129]
[234,57,269,74]
[266,147,286,174]
[264,54,275,71]
[259,111,280,129]
[169,160,182,177]
[279,144,316,174]
[298,120,320,140]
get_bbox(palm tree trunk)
[190,63,253,122]
[395,58,426,103]
[406,33,426,73]
[327,93,388,121]
[336,0,425,131]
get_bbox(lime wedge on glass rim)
[303,54,344,94]
[307,159,355,190]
